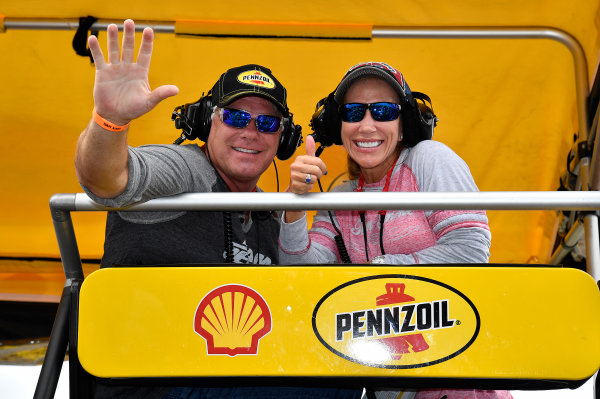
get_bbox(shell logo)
[312,275,480,369]
[194,284,272,356]
[237,70,276,89]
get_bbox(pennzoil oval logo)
[237,70,276,89]
[194,284,272,356]
[312,275,480,369]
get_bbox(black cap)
[210,64,289,117]
[334,61,411,104]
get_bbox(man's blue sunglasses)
[339,102,401,123]
[218,107,283,133]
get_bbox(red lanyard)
[355,154,399,260]
[356,153,399,215]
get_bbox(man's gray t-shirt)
[82,143,280,268]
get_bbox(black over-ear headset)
[171,91,303,161]
[309,88,437,151]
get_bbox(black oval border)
[312,274,481,369]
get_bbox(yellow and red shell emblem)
[194,284,272,356]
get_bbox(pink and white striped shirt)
[280,140,491,266]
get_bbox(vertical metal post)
[584,213,600,282]
[34,196,86,399]
[579,148,600,283]
[588,100,600,190]
[33,285,71,399]
[49,195,85,281]
[549,218,585,265]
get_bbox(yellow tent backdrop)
[1,1,599,298]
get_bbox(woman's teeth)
[356,141,382,148]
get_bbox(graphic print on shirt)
[312,275,480,368]
[223,240,272,264]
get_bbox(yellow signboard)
[78,265,600,385]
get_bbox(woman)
[279,62,511,399]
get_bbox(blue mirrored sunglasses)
[339,102,401,123]
[219,108,283,133]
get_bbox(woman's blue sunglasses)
[219,107,283,133]
[339,102,401,123]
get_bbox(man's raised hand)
[88,19,179,126]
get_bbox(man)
[75,19,359,399]
[76,19,300,268]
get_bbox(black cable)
[202,145,236,264]
[272,159,279,192]
[255,212,260,264]
[334,235,352,264]
[205,145,234,263]
[173,133,186,145]
[379,213,386,255]
[359,211,387,262]
[317,179,351,263]
[327,171,349,192]
[223,211,234,263]
[360,212,369,262]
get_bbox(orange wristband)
[92,109,130,132]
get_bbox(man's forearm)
[75,118,130,198]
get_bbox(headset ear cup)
[401,92,436,146]
[309,92,341,147]
[417,103,435,141]
[174,95,213,142]
[196,96,213,142]
[400,101,420,146]
[309,98,330,146]
[276,119,302,161]
[309,112,325,145]
[325,93,343,145]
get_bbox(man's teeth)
[234,147,259,154]
[356,141,382,148]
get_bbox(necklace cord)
[317,179,352,263]
[360,212,369,261]
[356,154,398,262]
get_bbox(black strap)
[223,211,234,263]
[317,180,351,263]
[72,16,98,63]
[379,213,386,255]
[412,91,434,109]
[360,212,369,262]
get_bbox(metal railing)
[50,190,600,284]
[38,190,600,399]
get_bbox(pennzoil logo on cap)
[312,275,479,369]
[194,284,272,356]
[237,70,276,89]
